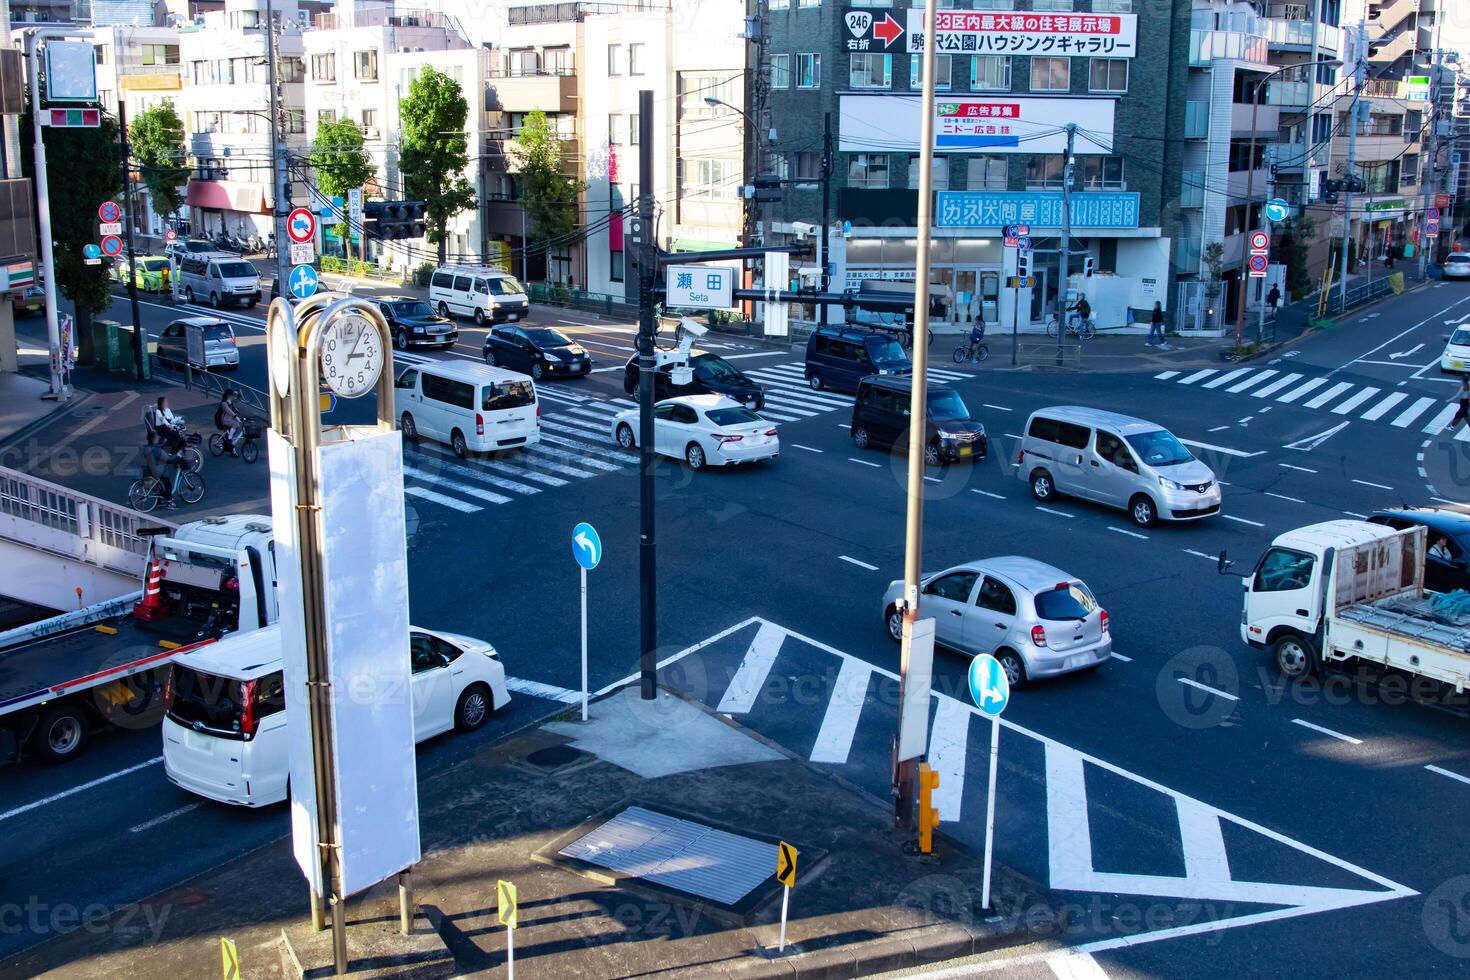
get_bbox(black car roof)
[1372,508,1470,537]
[816,325,897,342]
[859,375,945,393]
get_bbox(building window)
[283,108,305,134]
[1025,154,1066,189]
[608,44,621,76]
[686,159,740,199]
[310,53,335,81]
[797,53,821,89]
[279,57,304,82]
[1079,156,1124,189]
[850,53,891,89]
[545,47,572,74]
[771,54,790,89]
[1032,0,1073,9]
[630,112,640,145]
[1029,57,1069,92]
[1088,58,1128,93]
[798,0,819,7]
[1227,140,1266,172]
[140,44,179,66]
[909,54,951,90]
[851,0,892,5]
[608,114,621,145]
[509,49,539,76]
[1232,72,1262,105]
[971,55,1011,91]
[361,108,378,134]
[193,111,222,132]
[1224,203,1262,237]
[1402,153,1419,185]
[317,109,336,127]
[770,0,789,8]
[907,155,950,190]
[353,50,378,81]
[629,43,645,75]
[610,246,624,282]
[847,153,889,188]
[969,155,1008,190]
[794,151,822,181]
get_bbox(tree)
[509,109,583,244]
[1202,241,1224,329]
[308,117,377,247]
[21,104,122,362]
[128,100,190,221]
[1276,214,1317,299]
[398,67,476,262]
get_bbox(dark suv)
[622,350,765,410]
[851,376,986,465]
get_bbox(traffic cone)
[133,557,168,621]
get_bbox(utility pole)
[1055,123,1076,367]
[1418,47,1442,279]
[1339,21,1366,312]
[635,89,656,701]
[118,98,144,380]
[819,111,832,325]
[265,0,291,299]
[1236,70,1267,347]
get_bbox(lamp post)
[1233,57,1341,346]
[705,95,761,320]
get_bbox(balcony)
[312,8,461,31]
[1267,78,1312,108]
[1365,79,1403,99]
[486,71,577,115]
[1190,29,1269,67]
[1265,18,1341,54]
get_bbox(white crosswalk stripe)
[1154,367,1453,433]
[1420,403,1457,432]
[1331,386,1380,415]
[1202,368,1252,389]
[548,414,610,436]
[403,465,512,504]
[537,431,635,466]
[1360,392,1408,421]
[415,447,548,493]
[534,386,590,405]
[1177,369,1218,385]
[1276,377,1328,403]
[404,484,480,513]
[760,399,819,418]
[1252,372,1303,398]
[1226,369,1277,393]
[1303,381,1354,409]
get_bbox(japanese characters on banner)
[840,95,1115,156]
[905,10,1138,58]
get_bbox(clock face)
[319,313,383,398]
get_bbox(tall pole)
[819,110,832,325]
[119,98,144,379]
[1339,22,1365,312]
[1234,71,1265,347]
[893,0,939,834]
[27,28,77,400]
[265,0,290,300]
[636,90,656,700]
[1054,123,1075,367]
[1419,48,1441,279]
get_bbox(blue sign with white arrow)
[82,243,101,260]
[1264,198,1291,223]
[968,653,1010,718]
[288,264,319,300]
[572,522,602,570]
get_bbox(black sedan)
[1368,508,1470,594]
[482,326,591,380]
[376,296,459,350]
[622,350,765,410]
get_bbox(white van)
[428,265,530,325]
[174,252,262,308]
[162,623,511,807]
[395,361,540,457]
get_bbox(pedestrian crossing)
[743,361,971,423]
[1156,367,1463,437]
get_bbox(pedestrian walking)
[1448,376,1470,433]
[1146,301,1170,348]
[1266,284,1281,313]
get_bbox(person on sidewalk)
[142,430,179,509]
[1146,301,1171,349]
[1266,284,1281,315]
[1448,376,1470,433]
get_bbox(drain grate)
[559,806,777,906]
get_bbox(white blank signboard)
[45,41,98,102]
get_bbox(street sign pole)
[118,98,146,381]
[968,653,1010,910]
[982,712,1000,909]
[779,885,790,951]
[580,563,588,721]
[776,841,797,952]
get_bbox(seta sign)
[907,9,1138,58]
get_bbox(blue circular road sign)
[968,653,1010,718]
[289,264,319,300]
[572,522,602,570]
[82,244,101,260]
[1264,199,1290,223]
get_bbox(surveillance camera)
[790,222,818,239]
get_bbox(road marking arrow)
[1389,343,1424,360]
[1283,420,1350,452]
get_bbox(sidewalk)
[7,690,1060,979]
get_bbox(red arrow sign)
[873,13,903,47]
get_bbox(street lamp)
[1233,57,1341,346]
[703,96,759,250]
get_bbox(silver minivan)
[1016,406,1222,527]
[175,253,261,308]
[428,265,530,325]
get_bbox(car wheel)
[474,308,486,326]
[809,374,824,391]
[33,703,88,763]
[400,412,418,442]
[616,423,636,449]
[996,649,1027,689]
[686,443,706,470]
[1129,494,1157,528]
[395,329,410,351]
[184,287,194,303]
[483,347,497,366]
[531,362,544,381]
[885,605,903,643]
[438,302,452,319]
[454,683,493,732]
[852,426,871,449]
[1274,634,1319,680]
[451,429,468,458]
[210,291,220,308]
[924,441,942,466]
[1030,470,1054,501]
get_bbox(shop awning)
[186,180,267,214]
[671,238,737,252]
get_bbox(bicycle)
[152,424,203,474]
[952,336,991,363]
[1044,312,1096,340]
[128,466,205,512]
[897,326,935,351]
[208,418,262,464]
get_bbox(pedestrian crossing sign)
[219,937,239,980]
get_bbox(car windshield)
[706,406,763,426]
[693,354,742,380]
[1034,582,1098,622]
[487,276,525,296]
[866,337,910,366]
[141,258,169,272]
[1448,255,1470,265]
[1451,327,1470,347]
[203,324,233,342]
[927,389,971,422]
[523,328,572,347]
[217,261,255,278]
[185,241,212,252]
[1125,429,1193,467]
[390,301,435,318]
[483,380,535,411]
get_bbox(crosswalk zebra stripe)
[570,400,623,417]
[1395,397,1438,428]
[928,370,968,382]
[1303,382,1355,410]
[1359,392,1408,421]
[1202,368,1252,389]
[1227,370,1278,394]
[754,383,850,409]
[1331,386,1381,415]
[760,410,803,422]
[1177,369,1218,385]
[415,447,549,492]
[1422,403,1459,432]
[760,399,819,418]
[716,621,786,714]
[1458,426,1470,443]
[808,657,872,766]
[610,397,638,408]
[565,405,622,423]
[524,440,622,473]
[1276,377,1328,403]
[534,387,590,406]
[927,697,971,822]
[1155,370,1181,380]
[403,465,512,504]
[1251,373,1303,398]
[535,432,633,467]
[550,414,611,434]
[404,484,481,513]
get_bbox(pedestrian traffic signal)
[1016,250,1031,279]
[363,200,427,240]
[917,762,940,855]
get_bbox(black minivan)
[804,326,912,393]
[851,376,987,465]
[622,350,765,409]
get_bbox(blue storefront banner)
[936,191,1141,229]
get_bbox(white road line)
[1426,764,1470,787]
[610,397,638,408]
[1222,514,1265,527]
[839,555,879,571]
[1419,403,1457,432]
[808,657,874,766]
[1048,950,1112,980]
[927,697,971,821]
[1177,438,1264,459]
[1252,373,1304,398]
[1276,377,1328,403]
[923,476,942,484]
[849,457,881,467]
[759,386,850,410]
[1332,386,1381,415]
[791,443,823,453]
[716,621,787,714]
[1278,463,1317,474]
[129,803,202,834]
[1290,718,1362,744]
[403,466,512,504]
[1182,549,1219,561]
[404,485,481,513]
[722,351,787,360]
[1154,370,1181,380]
[1035,506,1073,517]
[1107,526,1148,539]
[1227,370,1278,394]
[1208,425,1232,432]
[1389,396,1436,429]
[1202,368,1252,389]
[1359,391,1408,421]
[760,399,819,418]
[760,410,802,422]
[1303,381,1355,410]
[1177,369,1218,385]
[971,489,1006,499]
[1264,491,1306,504]
[981,403,1013,412]
[1458,426,1470,443]
[1431,497,1469,507]
[565,401,622,418]
[505,677,581,703]
[1352,478,1394,490]
[1342,511,1368,519]
[0,757,164,824]
[547,414,610,436]
[1110,653,1133,662]
[1280,421,1346,452]
[1178,677,1239,701]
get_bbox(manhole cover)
[525,745,587,771]
[559,806,777,906]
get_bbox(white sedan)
[610,394,780,469]
[1444,253,1470,280]
[1442,325,1470,373]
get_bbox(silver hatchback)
[881,556,1111,686]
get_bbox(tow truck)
[0,515,278,764]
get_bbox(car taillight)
[163,666,174,708]
[475,412,485,435]
[1017,447,1025,464]
[714,434,743,443]
[239,679,257,738]
[1030,625,1047,647]
[536,403,542,421]
[765,429,778,437]
[1101,610,1110,633]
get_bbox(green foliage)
[128,100,189,220]
[320,254,383,279]
[398,67,476,261]
[412,261,435,287]
[308,116,376,201]
[1202,242,1224,296]
[509,110,583,243]
[1276,213,1316,298]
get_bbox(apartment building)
[0,40,36,373]
[93,24,184,236]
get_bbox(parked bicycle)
[128,466,205,512]
[1044,312,1096,340]
[952,326,990,364]
[208,418,262,464]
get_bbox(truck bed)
[1338,594,1470,655]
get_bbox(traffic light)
[363,200,428,240]
[917,762,940,855]
[1016,249,1031,279]
[752,175,782,203]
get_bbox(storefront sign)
[1365,199,1405,212]
[842,95,1114,155]
[936,191,1141,229]
[906,10,1138,58]
[844,268,914,291]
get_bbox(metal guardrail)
[0,466,174,559]
[150,356,271,421]
[1314,274,1401,318]
[1015,341,1083,367]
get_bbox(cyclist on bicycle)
[143,396,187,453]
[1068,293,1092,332]
[215,389,243,457]
[968,321,987,346]
[142,430,181,509]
